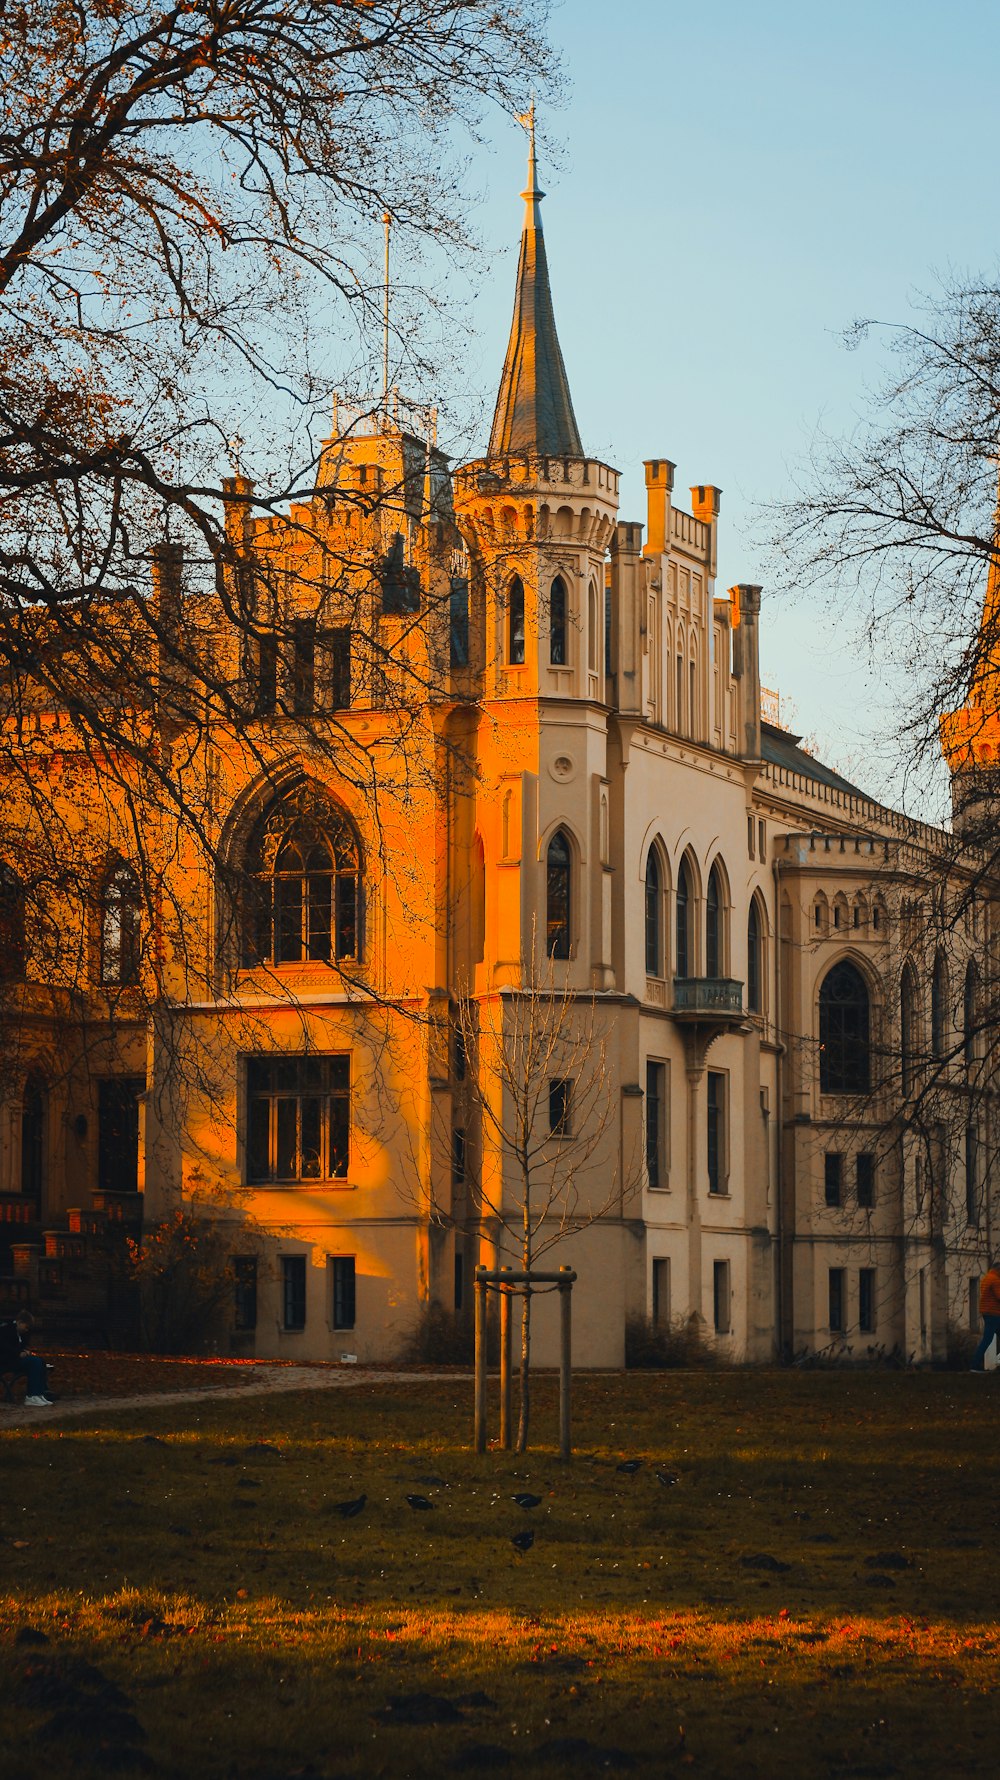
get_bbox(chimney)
[732,583,762,761]
[643,459,675,556]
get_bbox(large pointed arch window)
[645,847,663,977]
[747,897,763,1014]
[549,576,567,666]
[243,787,360,967]
[931,951,948,1059]
[0,864,25,982]
[675,856,693,978]
[900,962,918,1095]
[819,959,870,1095]
[507,575,525,666]
[964,959,979,1066]
[101,864,141,985]
[706,862,725,977]
[546,830,571,959]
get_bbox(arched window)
[508,575,525,666]
[243,787,360,966]
[101,864,141,986]
[0,864,25,982]
[819,960,871,1095]
[706,863,724,977]
[645,847,662,977]
[900,962,918,1095]
[747,898,762,1014]
[549,576,567,666]
[546,830,571,959]
[964,959,979,1066]
[675,856,692,979]
[931,951,948,1058]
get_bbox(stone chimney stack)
[643,459,675,557]
[731,583,763,761]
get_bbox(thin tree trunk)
[516,1283,531,1453]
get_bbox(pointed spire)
[487,112,583,460]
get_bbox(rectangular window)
[856,1151,875,1208]
[758,820,766,861]
[966,1124,980,1224]
[454,1252,464,1313]
[747,814,755,858]
[707,1071,727,1194]
[98,1078,144,1195]
[233,1256,258,1331]
[330,1256,356,1331]
[453,1020,467,1083]
[282,1255,306,1331]
[255,632,279,714]
[326,627,352,709]
[291,619,315,713]
[246,1056,350,1184]
[451,1128,466,1186]
[824,1152,843,1208]
[645,1060,668,1189]
[859,1268,875,1334]
[549,1078,572,1137]
[449,576,470,668]
[828,1267,845,1334]
[713,1260,731,1334]
[652,1257,670,1328]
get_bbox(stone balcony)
[671,977,744,1020]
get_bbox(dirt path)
[0,1365,462,1429]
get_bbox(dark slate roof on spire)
[488,128,583,460]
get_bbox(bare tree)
[447,961,637,1451]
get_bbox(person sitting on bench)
[0,1311,52,1406]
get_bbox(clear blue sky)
[451,0,1000,814]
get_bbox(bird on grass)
[511,1529,534,1552]
[334,1494,367,1518]
[512,1492,542,1510]
[656,1470,680,1488]
[616,1459,643,1476]
[406,1494,435,1511]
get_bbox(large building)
[0,138,995,1365]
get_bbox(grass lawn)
[1,1368,997,1777]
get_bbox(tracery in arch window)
[645,847,663,977]
[819,959,870,1095]
[243,787,360,967]
[549,576,567,666]
[706,862,725,977]
[508,575,525,666]
[675,856,693,978]
[546,830,571,960]
[101,864,141,986]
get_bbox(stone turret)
[455,127,619,703]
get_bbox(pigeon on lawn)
[334,1494,367,1519]
[616,1459,643,1475]
[656,1471,680,1488]
[512,1493,542,1510]
[406,1494,435,1511]
[511,1529,535,1552]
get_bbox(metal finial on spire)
[382,211,391,413]
[517,100,544,228]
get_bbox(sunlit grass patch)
[1,1370,998,1775]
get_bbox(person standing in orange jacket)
[971,1259,1000,1371]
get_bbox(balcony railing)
[672,977,744,1016]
